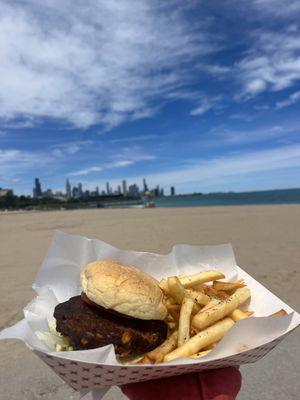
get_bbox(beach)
[0,205,299,400]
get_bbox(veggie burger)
[54,260,168,356]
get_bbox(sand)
[0,205,299,400]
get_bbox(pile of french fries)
[134,270,287,364]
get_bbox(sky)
[0,0,300,196]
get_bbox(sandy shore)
[0,205,299,400]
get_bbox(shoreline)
[1,201,300,215]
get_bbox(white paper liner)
[1,231,299,399]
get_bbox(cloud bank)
[0,0,213,129]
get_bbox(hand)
[121,367,241,400]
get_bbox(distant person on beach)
[121,367,241,400]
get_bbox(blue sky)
[0,0,300,195]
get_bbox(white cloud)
[113,146,156,163]
[190,102,212,116]
[229,113,256,122]
[245,78,266,94]
[252,0,300,17]
[0,140,96,185]
[0,149,21,162]
[190,96,222,116]
[237,27,300,97]
[165,89,224,116]
[51,140,93,157]
[196,63,231,76]
[276,91,300,109]
[66,144,83,155]
[0,148,52,184]
[0,140,156,188]
[212,125,286,145]
[83,144,300,191]
[0,1,214,129]
[192,123,293,149]
[111,160,134,168]
[254,104,270,110]
[70,166,104,176]
[1,117,37,129]
[110,134,159,144]
[70,153,155,176]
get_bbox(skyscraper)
[128,184,139,197]
[33,178,42,198]
[154,185,160,197]
[106,182,110,195]
[117,185,121,195]
[72,186,78,198]
[44,189,53,198]
[122,180,127,196]
[143,178,148,193]
[95,186,99,196]
[66,179,72,199]
[78,183,83,197]
[171,186,175,196]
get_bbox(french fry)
[144,272,252,364]
[198,298,221,313]
[165,303,180,322]
[190,349,212,358]
[167,322,176,331]
[143,330,179,363]
[164,297,178,307]
[191,283,204,292]
[192,298,221,326]
[159,279,171,295]
[166,303,181,311]
[138,355,152,364]
[168,276,201,314]
[126,355,144,365]
[213,280,245,292]
[178,270,225,288]
[165,314,175,322]
[178,296,194,347]
[167,276,187,303]
[186,289,210,306]
[190,342,219,357]
[203,342,218,350]
[192,287,251,330]
[269,309,287,318]
[164,317,235,362]
[230,308,253,322]
[190,327,199,336]
[203,286,229,300]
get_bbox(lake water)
[153,188,300,208]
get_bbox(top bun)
[81,260,167,320]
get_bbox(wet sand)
[0,205,299,399]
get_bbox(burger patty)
[54,295,168,355]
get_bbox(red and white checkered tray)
[35,333,288,391]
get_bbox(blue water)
[154,188,300,208]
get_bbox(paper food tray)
[1,231,299,399]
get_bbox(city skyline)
[0,2,300,195]
[31,177,173,199]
